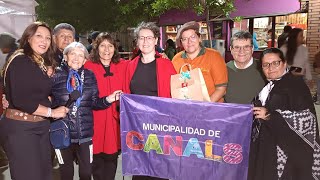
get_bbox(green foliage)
[36,0,126,33]
[120,0,236,18]
[36,0,236,33]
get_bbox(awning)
[0,0,38,15]
[158,9,206,26]
[229,0,300,18]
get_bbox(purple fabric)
[230,0,300,18]
[120,94,253,180]
[158,9,205,26]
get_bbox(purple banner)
[120,94,253,180]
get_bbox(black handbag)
[49,120,70,149]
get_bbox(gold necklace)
[32,54,48,73]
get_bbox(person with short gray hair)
[63,42,89,59]
[124,22,176,179]
[224,31,266,104]
[230,31,254,48]
[134,22,160,40]
[53,23,76,66]
[52,41,121,180]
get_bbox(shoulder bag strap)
[2,49,25,87]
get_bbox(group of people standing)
[0,18,318,180]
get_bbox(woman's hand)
[2,94,8,109]
[51,106,69,119]
[253,107,270,120]
[106,90,122,103]
[47,66,54,77]
[291,70,304,76]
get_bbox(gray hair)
[63,42,89,59]
[134,22,160,39]
[230,31,253,47]
[53,23,76,37]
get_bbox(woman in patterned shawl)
[249,48,320,180]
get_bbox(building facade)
[302,0,320,64]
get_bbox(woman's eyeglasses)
[138,36,155,42]
[262,60,282,69]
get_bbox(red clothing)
[84,59,128,154]
[124,55,177,98]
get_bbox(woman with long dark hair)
[0,22,69,180]
[280,28,312,81]
[84,32,128,180]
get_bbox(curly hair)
[89,32,120,64]
[134,22,160,40]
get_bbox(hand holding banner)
[120,94,253,180]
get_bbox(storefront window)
[253,17,271,50]
[276,13,308,44]
[233,19,249,31]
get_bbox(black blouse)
[5,55,52,114]
[130,58,157,96]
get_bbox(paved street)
[1,104,320,180]
[0,154,131,180]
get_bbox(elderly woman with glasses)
[51,42,121,180]
[249,48,320,180]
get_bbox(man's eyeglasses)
[138,36,155,42]
[180,34,198,43]
[231,45,252,52]
[262,60,282,69]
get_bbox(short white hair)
[63,42,89,59]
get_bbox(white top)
[234,58,253,69]
[280,44,312,80]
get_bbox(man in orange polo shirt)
[172,21,228,102]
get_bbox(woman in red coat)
[124,22,177,180]
[84,32,128,180]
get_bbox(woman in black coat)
[249,48,320,180]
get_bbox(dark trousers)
[132,176,168,180]
[59,141,92,180]
[92,152,119,180]
[2,118,52,180]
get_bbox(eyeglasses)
[138,36,155,42]
[231,45,252,52]
[180,34,198,43]
[262,60,282,69]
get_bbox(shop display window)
[276,13,308,44]
[253,17,270,50]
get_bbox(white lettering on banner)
[208,130,221,138]
[142,123,220,138]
